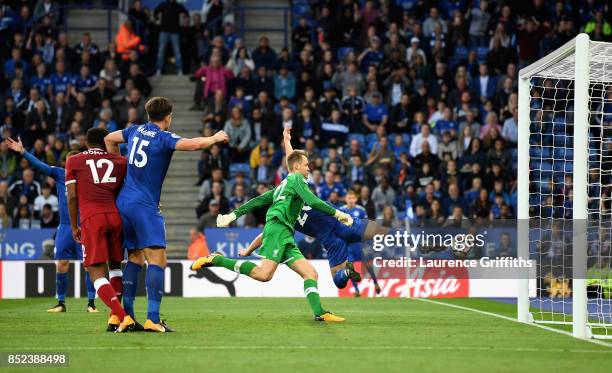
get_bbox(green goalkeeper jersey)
[234,173,336,232]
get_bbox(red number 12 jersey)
[65,148,127,222]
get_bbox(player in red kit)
[66,128,134,333]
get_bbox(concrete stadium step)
[65,8,120,46]
[237,0,289,51]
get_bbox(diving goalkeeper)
[191,147,353,322]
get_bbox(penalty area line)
[412,298,612,348]
[2,345,611,354]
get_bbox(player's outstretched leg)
[84,270,99,312]
[191,253,258,277]
[290,259,345,322]
[48,260,69,313]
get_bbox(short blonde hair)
[287,150,308,171]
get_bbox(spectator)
[116,20,145,61]
[410,124,439,158]
[372,177,396,214]
[253,151,275,185]
[154,0,189,75]
[187,227,210,260]
[471,64,497,103]
[98,58,121,91]
[0,142,17,181]
[249,137,273,170]
[33,183,58,217]
[252,36,277,70]
[273,65,296,101]
[423,7,447,36]
[292,17,312,52]
[34,0,60,25]
[9,168,40,204]
[223,106,251,162]
[39,203,58,228]
[13,204,33,229]
[468,0,491,47]
[194,55,235,106]
[362,92,388,132]
[0,204,11,228]
[196,199,221,231]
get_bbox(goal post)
[518,33,612,340]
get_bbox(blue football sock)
[123,261,142,318]
[56,272,68,302]
[84,271,96,301]
[146,264,164,324]
[333,269,349,289]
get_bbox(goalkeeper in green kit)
[191,149,353,322]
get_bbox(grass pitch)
[0,297,610,372]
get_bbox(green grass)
[0,297,610,372]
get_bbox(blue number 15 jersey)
[118,123,182,207]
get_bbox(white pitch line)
[413,298,612,348]
[2,345,611,354]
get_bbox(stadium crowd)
[0,0,610,258]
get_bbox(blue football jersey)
[293,204,337,242]
[119,123,182,207]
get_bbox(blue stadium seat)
[229,163,250,178]
[402,133,411,144]
[292,4,311,16]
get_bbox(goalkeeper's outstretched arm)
[217,189,275,227]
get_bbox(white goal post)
[518,33,612,340]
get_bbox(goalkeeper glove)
[334,210,354,226]
[216,212,237,227]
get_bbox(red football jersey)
[65,148,127,222]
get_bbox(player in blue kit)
[6,137,98,312]
[221,129,386,292]
[340,190,381,296]
[104,96,228,332]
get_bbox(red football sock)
[94,278,126,321]
[109,269,123,302]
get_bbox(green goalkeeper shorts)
[258,219,304,267]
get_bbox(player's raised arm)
[6,137,55,175]
[217,189,275,227]
[283,127,294,161]
[104,130,124,155]
[175,130,229,151]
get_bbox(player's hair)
[86,128,109,150]
[145,96,173,122]
[287,150,308,171]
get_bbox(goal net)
[518,34,612,339]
